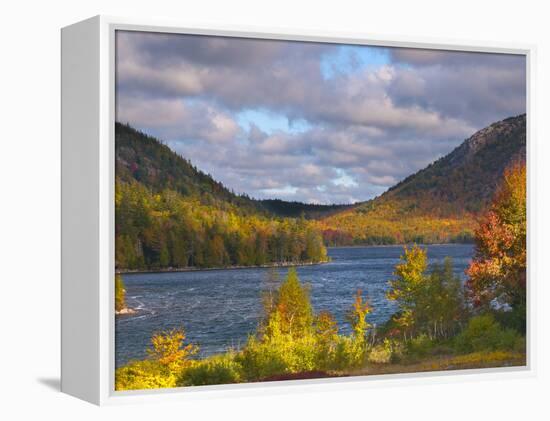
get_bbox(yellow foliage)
[115,360,178,391]
[147,328,198,370]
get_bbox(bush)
[115,360,177,391]
[368,343,392,364]
[407,334,434,358]
[332,336,369,369]
[367,339,404,364]
[237,333,318,381]
[147,328,198,371]
[178,354,243,386]
[494,303,526,333]
[454,314,521,353]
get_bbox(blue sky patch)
[237,108,312,135]
[320,45,391,79]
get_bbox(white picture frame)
[61,15,535,406]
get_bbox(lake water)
[115,244,474,367]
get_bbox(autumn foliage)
[147,328,198,370]
[115,274,126,312]
[386,245,465,340]
[466,161,526,315]
[115,180,328,270]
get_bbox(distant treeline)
[259,199,352,219]
[319,209,476,247]
[115,179,328,271]
[114,119,524,268]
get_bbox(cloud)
[387,53,526,127]
[115,31,526,204]
[117,97,241,144]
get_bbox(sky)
[115,31,526,204]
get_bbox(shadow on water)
[37,377,60,392]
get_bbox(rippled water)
[115,244,473,367]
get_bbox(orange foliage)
[318,198,476,246]
[466,161,526,308]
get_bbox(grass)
[343,351,526,377]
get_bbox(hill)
[259,199,352,219]
[115,123,329,270]
[382,113,526,215]
[116,123,349,219]
[116,123,262,216]
[115,114,526,259]
[320,114,526,245]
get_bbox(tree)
[263,268,313,339]
[261,268,281,327]
[387,245,428,336]
[421,258,464,339]
[466,160,526,326]
[387,246,464,339]
[115,274,126,312]
[314,310,339,369]
[315,310,339,343]
[115,176,329,271]
[347,289,372,340]
[147,328,198,370]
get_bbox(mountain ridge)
[379,113,526,214]
[115,113,526,248]
[320,113,526,245]
[115,122,352,218]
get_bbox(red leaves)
[466,161,526,308]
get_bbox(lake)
[115,244,474,367]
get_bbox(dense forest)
[115,124,327,270]
[116,180,328,270]
[319,114,526,246]
[116,123,350,219]
[115,160,527,390]
[115,114,526,269]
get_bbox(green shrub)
[368,343,392,364]
[237,333,318,381]
[407,334,434,358]
[332,336,369,369]
[178,354,243,386]
[493,303,526,334]
[454,314,521,353]
[367,339,404,364]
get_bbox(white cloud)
[115,31,526,204]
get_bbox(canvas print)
[114,30,527,391]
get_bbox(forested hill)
[321,114,526,245]
[116,122,349,219]
[380,113,526,215]
[259,199,352,219]
[115,114,526,255]
[115,123,329,270]
[116,123,262,216]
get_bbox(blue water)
[115,244,473,367]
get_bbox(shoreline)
[116,242,474,275]
[327,241,474,249]
[115,307,136,316]
[117,259,331,275]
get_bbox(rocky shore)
[115,307,136,316]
